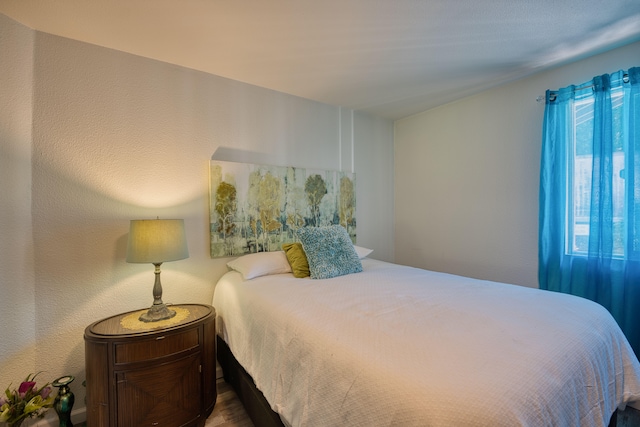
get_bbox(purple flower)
[39,386,52,399]
[18,381,36,397]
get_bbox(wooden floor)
[206,376,640,427]
[205,377,254,427]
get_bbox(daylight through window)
[567,88,626,256]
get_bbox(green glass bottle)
[53,375,75,427]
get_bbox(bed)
[212,240,640,426]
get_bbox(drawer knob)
[156,336,165,341]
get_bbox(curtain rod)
[536,72,629,103]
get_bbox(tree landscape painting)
[210,161,356,257]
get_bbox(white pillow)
[354,245,373,259]
[226,251,292,280]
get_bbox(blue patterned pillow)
[297,225,362,279]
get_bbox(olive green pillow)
[282,242,310,278]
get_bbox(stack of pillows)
[226,225,373,280]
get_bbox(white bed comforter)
[212,259,640,426]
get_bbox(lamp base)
[139,303,177,322]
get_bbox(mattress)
[212,258,640,426]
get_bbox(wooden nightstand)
[84,304,216,427]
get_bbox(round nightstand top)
[85,303,214,337]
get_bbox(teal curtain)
[539,67,640,355]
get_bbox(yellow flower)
[0,405,10,422]
[24,395,44,413]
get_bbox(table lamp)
[126,218,189,322]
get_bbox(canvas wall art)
[210,161,356,257]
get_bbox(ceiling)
[1,1,640,120]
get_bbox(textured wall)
[1,15,394,421]
[394,41,640,289]
[0,13,37,394]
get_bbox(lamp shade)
[126,219,189,264]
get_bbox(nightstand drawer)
[114,328,199,363]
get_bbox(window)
[539,66,640,355]
[567,84,626,257]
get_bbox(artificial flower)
[0,373,53,425]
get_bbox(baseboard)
[31,407,86,426]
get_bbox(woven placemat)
[120,306,190,330]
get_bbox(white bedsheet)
[212,259,640,426]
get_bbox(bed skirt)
[217,335,285,427]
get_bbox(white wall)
[0,14,394,420]
[354,111,395,258]
[0,12,37,391]
[394,41,640,289]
